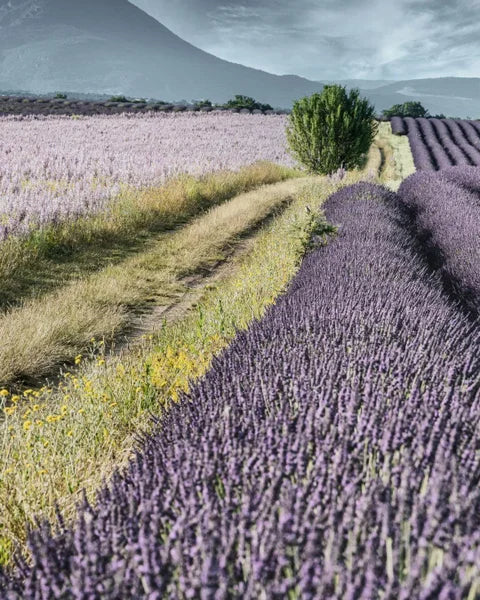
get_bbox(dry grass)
[0,162,299,309]
[0,177,306,389]
[375,122,416,190]
[359,122,414,187]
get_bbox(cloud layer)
[130,0,480,81]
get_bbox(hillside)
[363,78,480,118]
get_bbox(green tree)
[286,85,378,174]
[382,101,429,118]
[194,99,212,108]
[224,95,273,111]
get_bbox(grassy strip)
[376,122,416,190]
[0,162,299,309]
[0,171,368,564]
[0,178,307,389]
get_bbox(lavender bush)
[390,116,406,135]
[398,167,480,316]
[0,112,294,240]
[394,117,480,170]
[440,164,480,193]
[2,183,480,598]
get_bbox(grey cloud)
[130,0,480,80]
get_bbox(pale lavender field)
[0,111,293,240]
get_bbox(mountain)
[323,79,394,90]
[0,0,479,117]
[359,78,480,118]
[0,0,323,106]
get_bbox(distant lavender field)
[0,112,293,240]
[391,117,480,170]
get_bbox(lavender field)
[3,179,480,598]
[391,116,480,170]
[3,98,480,598]
[0,112,293,240]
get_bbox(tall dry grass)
[0,178,304,388]
[0,162,299,308]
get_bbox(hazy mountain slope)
[364,78,480,117]
[323,79,394,90]
[0,0,322,105]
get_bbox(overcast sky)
[130,0,480,81]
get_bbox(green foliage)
[54,93,67,99]
[224,95,273,111]
[382,101,429,118]
[109,95,129,103]
[286,85,378,174]
[194,99,212,108]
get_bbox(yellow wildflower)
[74,355,82,365]
[0,389,9,397]
[11,395,20,403]
[23,420,32,431]
[46,414,61,423]
[4,406,16,416]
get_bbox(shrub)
[224,95,273,111]
[382,101,429,119]
[54,93,67,99]
[193,99,212,108]
[109,95,129,103]
[286,85,378,174]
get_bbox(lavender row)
[390,116,406,135]
[3,183,480,598]
[395,117,480,170]
[442,120,480,165]
[0,112,294,241]
[403,117,436,169]
[398,167,480,315]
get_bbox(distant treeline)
[0,93,290,117]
